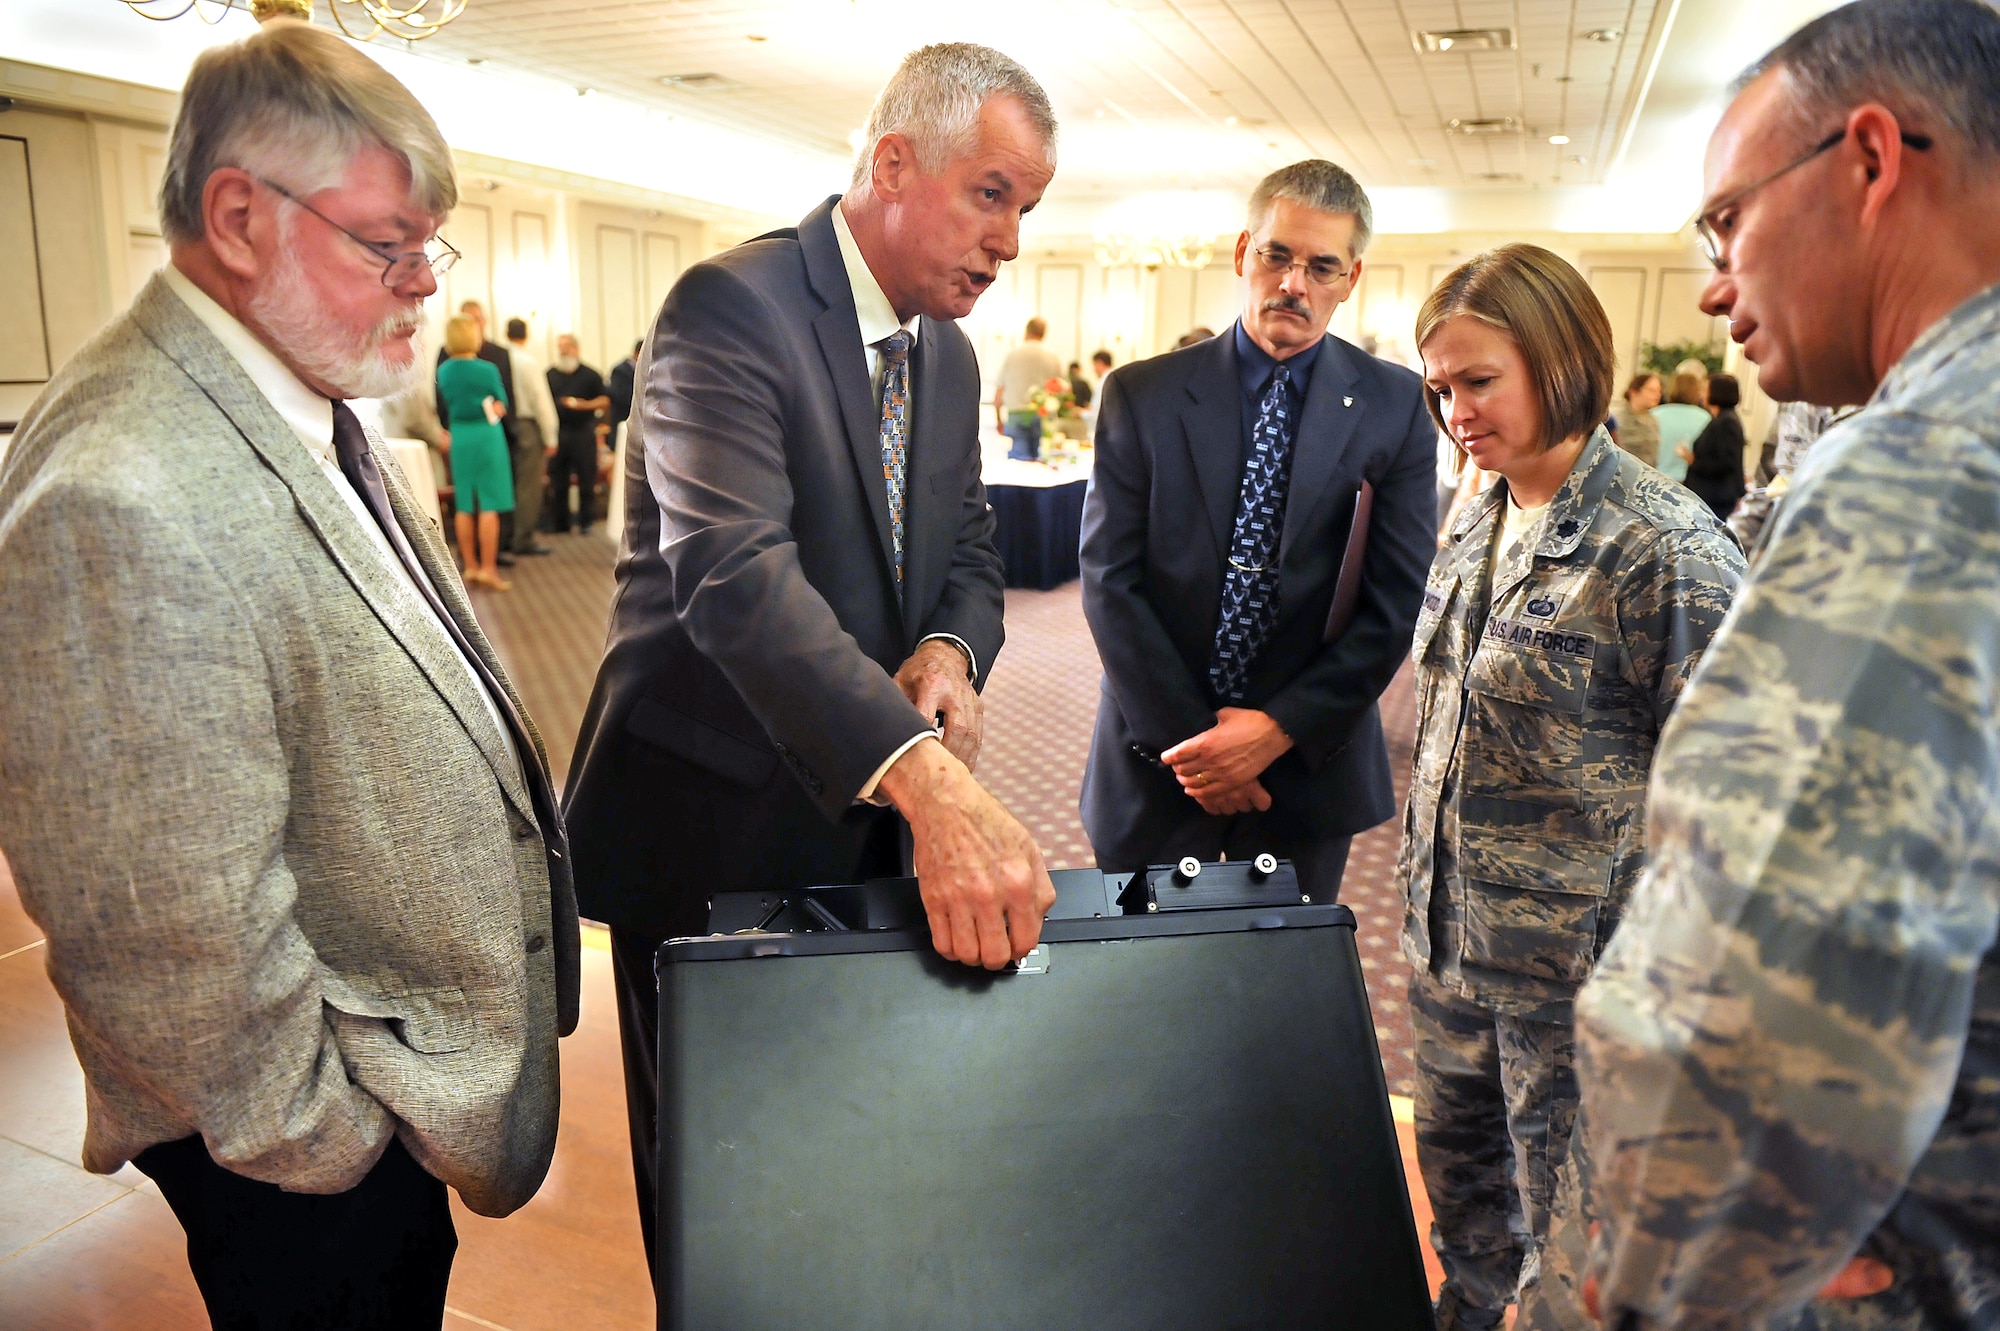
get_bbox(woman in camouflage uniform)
[1397,245,1746,1331]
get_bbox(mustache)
[1261,295,1312,318]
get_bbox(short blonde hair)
[443,315,481,357]
[1415,244,1614,450]
[160,19,456,245]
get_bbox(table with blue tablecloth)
[981,434,1093,590]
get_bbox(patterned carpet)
[468,536,1416,1096]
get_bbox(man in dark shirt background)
[545,332,608,535]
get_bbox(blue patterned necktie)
[877,330,911,602]
[1208,363,1296,703]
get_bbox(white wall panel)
[1589,267,1648,378]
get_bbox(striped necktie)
[877,330,912,601]
[1208,363,1296,703]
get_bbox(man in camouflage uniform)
[1556,3,2000,1327]
[1724,402,1852,550]
[1402,420,1742,1330]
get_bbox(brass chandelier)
[114,0,468,41]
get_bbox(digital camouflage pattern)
[1412,967,1578,1331]
[1727,403,1852,552]
[1576,280,2000,1331]
[1399,428,1746,1022]
[1398,428,1744,1326]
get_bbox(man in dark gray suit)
[563,42,1058,1276]
[1080,160,1438,900]
[0,22,575,1328]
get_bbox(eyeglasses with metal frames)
[1692,125,1931,270]
[258,177,460,287]
[1250,245,1352,286]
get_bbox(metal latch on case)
[1008,945,1051,976]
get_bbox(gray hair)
[848,43,1057,190]
[1737,0,2000,161]
[160,19,456,245]
[1248,159,1375,255]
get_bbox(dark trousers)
[511,420,550,552]
[547,426,597,531]
[1144,814,1352,903]
[1003,413,1041,461]
[133,1134,456,1331]
[608,813,904,1294]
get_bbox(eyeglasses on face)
[1250,244,1351,286]
[258,176,460,287]
[1692,124,1932,270]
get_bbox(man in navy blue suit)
[1080,160,1437,899]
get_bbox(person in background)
[0,22,576,1326]
[1609,372,1662,467]
[1092,347,1114,380]
[1550,2,2000,1324]
[1402,244,1744,1331]
[1681,371,1746,521]
[606,337,641,454]
[438,314,514,590]
[378,336,447,492]
[995,316,1063,460]
[502,317,557,556]
[1068,359,1093,408]
[561,43,1057,1288]
[1650,370,1708,484]
[437,299,520,566]
[1727,400,1843,549]
[1081,158,1438,905]
[1176,325,1217,349]
[545,332,607,534]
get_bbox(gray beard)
[555,354,581,373]
[245,233,425,400]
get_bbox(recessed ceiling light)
[1415,28,1515,53]
[575,86,596,97]
[1582,27,1623,42]
[1447,116,1521,136]
[747,34,766,42]
[658,72,741,92]
[1223,115,1239,126]
[465,56,486,66]
[1474,171,1523,182]
[1548,134,1570,145]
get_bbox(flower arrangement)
[1028,376,1076,420]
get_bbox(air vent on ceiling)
[1581,28,1624,42]
[658,72,740,92]
[1474,172,1524,182]
[1414,28,1515,53]
[1448,117,1522,136]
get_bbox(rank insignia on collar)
[1555,518,1579,539]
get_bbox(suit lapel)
[1178,334,1246,563]
[1278,335,1365,564]
[800,198,899,591]
[130,277,534,820]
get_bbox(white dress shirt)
[830,200,979,802]
[163,265,521,772]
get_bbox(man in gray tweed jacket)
[0,22,576,1328]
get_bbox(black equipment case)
[656,864,1434,1330]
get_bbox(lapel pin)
[1342,396,1353,407]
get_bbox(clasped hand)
[893,639,982,771]
[1159,707,1293,816]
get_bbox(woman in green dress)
[437,314,513,590]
